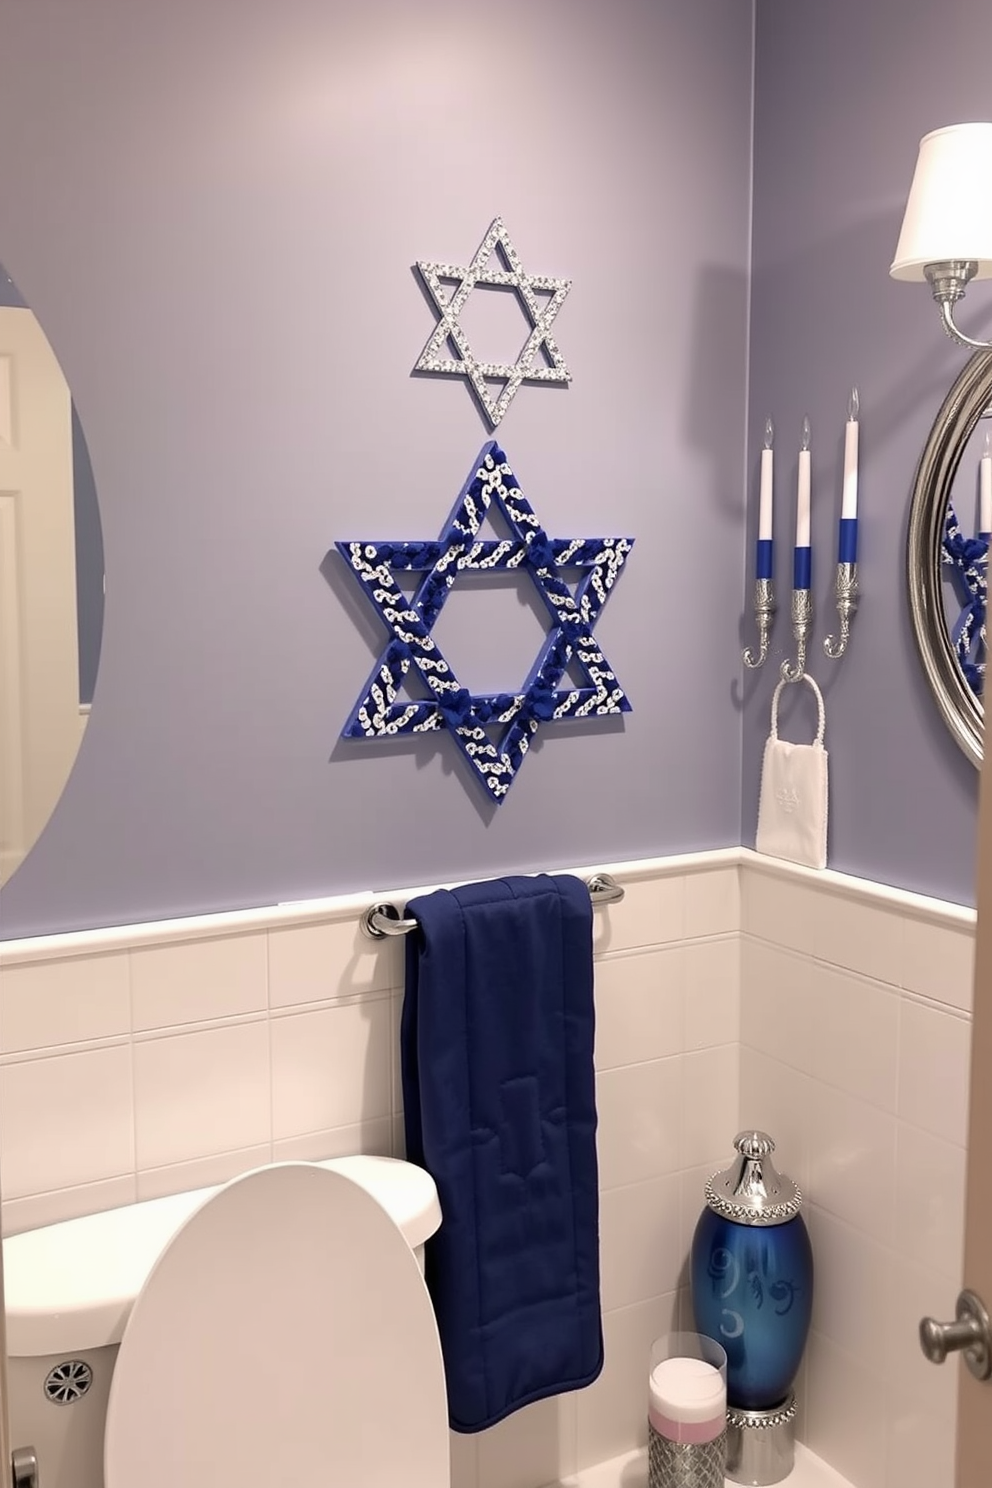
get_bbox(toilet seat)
[104,1162,450,1488]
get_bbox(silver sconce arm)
[925,261,992,351]
[823,563,859,659]
[780,588,813,683]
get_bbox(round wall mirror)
[907,349,992,768]
[0,263,104,884]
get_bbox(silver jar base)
[649,1422,726,1488]
[725,1395,796,1486]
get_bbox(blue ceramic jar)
[691,1132,813,1412]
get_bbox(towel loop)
[363,872,625,939]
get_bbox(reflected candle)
[981,431,991,537]
[648,1357,727,1445]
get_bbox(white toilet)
[3,1157,450,1488]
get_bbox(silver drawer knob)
[919,1288,992,1381]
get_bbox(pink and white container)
[648,1333,727,1488]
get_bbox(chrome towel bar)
[362,873,625,939]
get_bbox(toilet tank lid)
[3,1156,441,1358]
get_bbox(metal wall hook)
[743,579,777,669]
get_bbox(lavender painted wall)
[0,0,752,938]
[745,0,992,906]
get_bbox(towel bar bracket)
[362,873,625,940]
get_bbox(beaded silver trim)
[704,1175,803,1226]
[413,216,572,429]
[726,1398,797,1432]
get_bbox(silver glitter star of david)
[336,442,633,803]
[414,217,572,429]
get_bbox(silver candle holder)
[823,561,859,658]
[743,579,777,669]
[781,587,813,682]
[824,390,860,661]
[742,419,777,670]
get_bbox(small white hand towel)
[755,674,828,870]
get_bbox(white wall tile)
[593,876,684,955]
[894,1123,966,1284]
[739,937,812,1069]
[267,917,402,1008]
[135,1143,273,1201]
[596,1057,682,1191]
[886,1390,956,1488]
[133,1020,270,1169]
[738,1047,811,1193]
[898,914,975,1013]
[806,1206,892,1366]
[2,1174,137,1236]
[574,1294,678,1471]
[271,996,392,1140]
[805,1331,887,1488]
[593,949,683,1072]
[680,1163,719,1264]
[0,1045,134,1197]
[740,869,819,955]
[388,990,404,1117]
[598,1173,683,1313]
[897,999,971,1147]
[131,933,267,1031]
[476,1393,577,1488]
[810,894,905,986]
[1,952,130,1053]
[682,1044,738,1170]
[684,868,739,940]
[883,1250,960,1422]
[684,938,739,1050]
[272,1117,393,1163]
[806,1079,896,1247]
[805,963,899,1112]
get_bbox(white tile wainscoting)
[0,850,974,1488]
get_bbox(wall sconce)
[891,122,992,350]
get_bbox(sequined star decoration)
[414,217,572,429]
[336,443,633,803]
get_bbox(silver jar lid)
[704,1131,802,1227]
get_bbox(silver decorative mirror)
[0,264,104,882]
[907,349,992,768]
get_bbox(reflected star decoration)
[414,217,572,429]
[337,443,634,803]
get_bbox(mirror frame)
[907,348,992,768]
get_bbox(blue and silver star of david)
[414,217,572,429]
[337,443,633,802]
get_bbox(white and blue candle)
[757,417,774,580]
[795,416,812,590]
[838,387,859,563]
[980,430,991,540]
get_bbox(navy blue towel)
[400,873,603,1433]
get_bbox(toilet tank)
[3,1157,441,1488]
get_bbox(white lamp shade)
[890,123,992,281]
